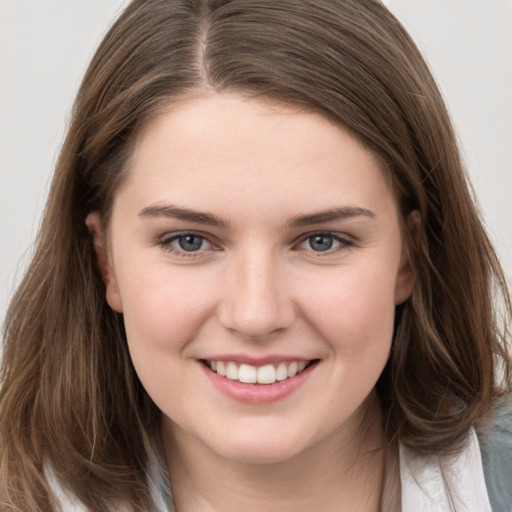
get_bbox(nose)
[218,249,296,340]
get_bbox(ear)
[394,211,420,305]
[86,212,123,312]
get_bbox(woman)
[1,1,511,510]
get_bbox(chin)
[215,441,304,465]
[202,425,318,466]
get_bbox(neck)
[162,394,386,512]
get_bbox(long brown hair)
[1,0,510,510]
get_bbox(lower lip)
[200,361,318,404]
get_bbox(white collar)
[399,427,492,511]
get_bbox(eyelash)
[298,232,353,253]
[158,232,217,259]
[157,231,353,258]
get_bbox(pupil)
[179,235,202,251]
[311,235,333,251]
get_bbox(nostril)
[217,299,296,340]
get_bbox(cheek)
[119,265,216,343]
[114,264,221,394]
[299,262,397,358]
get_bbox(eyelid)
[294,231,354,253]
[157,230,220,258]
[156,230,353,258]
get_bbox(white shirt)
[400,427,492,511]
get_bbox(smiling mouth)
[202,360,317,385]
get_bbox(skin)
[88,92,415,511]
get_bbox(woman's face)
[93,93,414,464]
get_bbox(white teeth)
[287,361,298,378]
[257,364,276,384]
[276,362,288,381]
[226,362,239,380]
[216,361,226,376]
[239,364,257,383]
[207,360,311,384]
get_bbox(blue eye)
[176,234,205,252]
[308,234,334,252]
[159,232,213,255]
[300,233,351,253]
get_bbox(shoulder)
[478,393,512,512]
[45,466,90,512]
[45,428,174,511]
[45,457,173,512]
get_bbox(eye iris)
[310,235,333,251]
[178,235,203,251]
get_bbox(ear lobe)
[394,211,420,305]
[394,248,415,305]
[86,212,123,313]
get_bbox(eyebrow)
[138,204,230,228]
[286,206,376,228]
[138,204,375,229]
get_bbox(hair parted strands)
[1,0,510,510]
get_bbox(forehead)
[116,92,397,221]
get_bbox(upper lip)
[199,354,315,366]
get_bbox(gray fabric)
[478,394,512,512]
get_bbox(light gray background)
[1,0,511,324]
